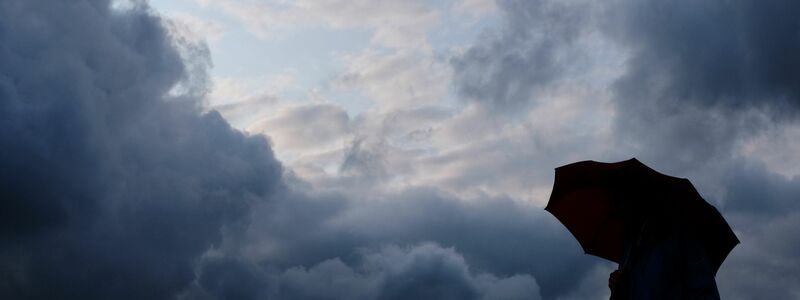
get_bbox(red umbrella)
[545,158,738,273]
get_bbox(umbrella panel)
[545,159,739,273]
[546,187,626,262]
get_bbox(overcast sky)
[1,0,799,299]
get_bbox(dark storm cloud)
[192,243,539,300]
[607,0,800,170]
[453,0,800,116]
[451,0,590,111]
[607,1,800,298]
[190,187,596,299]
[451,0,800,298]
[0,1,281,299]
[0,1,600,299]
[722,161,800,215]
[610,0,800,112]
[10,0,797,298]
[452,0,800,169]
[717,161,800,299]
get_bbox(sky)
[0,0,799,299]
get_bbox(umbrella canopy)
[545,158,739,273]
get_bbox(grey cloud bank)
[453,0,800,298]
[193,242,540,300]
[179,185,595,299]
[610,0,800,111]
[0,0,282,299]
[451,0,591,112]
[0,1,589,299]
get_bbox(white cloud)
[337,49,451,110]
[212,0,439,49]
[207,74,295,127]
[167,12,227,42]
[265,81,616,204]
[455,0,498,17]
[210,74,295,105]
[247,103,352,162]
[739,121,800,178]
[407,84,616,204]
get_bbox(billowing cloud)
[452,0,800,192]
[188,187,596,299]
[0,1,601,299]
[738,122,800,178]
[715,161,800,299]
[0,1,281,299]
[609,0,800,112]
[606,0,800,174]
[192,243,540,300]
[451,0,597,111]
[451,0,800,298]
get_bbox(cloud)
[197,187,598,299]
[450,0,800,298]
[7,0,799,299]
[166,12,227,42]
[604,2,800,298]
[455,0,498,18]
[609,0,800,112]
[337,49,451,110]
[193,243,541,300]
[453,0,800,163]
[722,161,800,216]
[451,0,597,111]
[248,103,352,156]
[0,1,281,299]
[258,91,616,204]
[451,0,800,192]
[213,0,439,49]
[605,0,800,173]
[738,121,800,178]
[718,212,800,299]
[710,162,800,299]
[0,1,598,299]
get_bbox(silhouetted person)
[608,211,721,299]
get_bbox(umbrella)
[545,158,739,273]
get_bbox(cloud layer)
[451,0,800,298]
[0,1,588,299]
[3,0,799,299]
